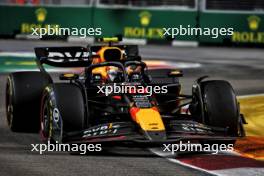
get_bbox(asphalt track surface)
[0,40,264,176]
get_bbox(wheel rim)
[41,98,50,139]
[5,79,13,128]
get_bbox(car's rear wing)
[90,45,141,61]
[34,47,92,69]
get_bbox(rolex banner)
[0,6,93,36]
[199,12,264,45]
[0,5,263,45]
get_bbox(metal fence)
[99,0,195,7]
[205,0,264,11]
[0,0,196,9]
[0,0,91,5]
[0,0,263,11]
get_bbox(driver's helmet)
[91,47,123,82]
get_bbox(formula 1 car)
[5,37,246,146]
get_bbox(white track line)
[238,94,264,99]
[149,148,219,176]
[150,148,264,176]
[213,167,264,176]
[0,52,35,57]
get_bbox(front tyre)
[201,80,239,145]
[202,80,239,135]
[40,83,86,143]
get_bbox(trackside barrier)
[0,3,263,46]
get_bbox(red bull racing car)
[5,37,246,146]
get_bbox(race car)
[5,37,246,146]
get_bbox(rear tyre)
[5,72,51,132]
[200,80,239,145]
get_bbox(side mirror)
[168,70,183,77]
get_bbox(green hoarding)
[199,12,264,45]
[0,5,93,35]
[0,5,264,46]
[93,8,197,40]
[0,5,197,41]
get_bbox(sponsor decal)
[20,8,60,34]
[35,8,47,23]
[53,108,60,123]
[82,123,120,138]
[180,123,210,133]
[124,11,164,39]
[248,15,261,31]
[139,11,152,26]
[232,15,264,43]
[47,51,89,62]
